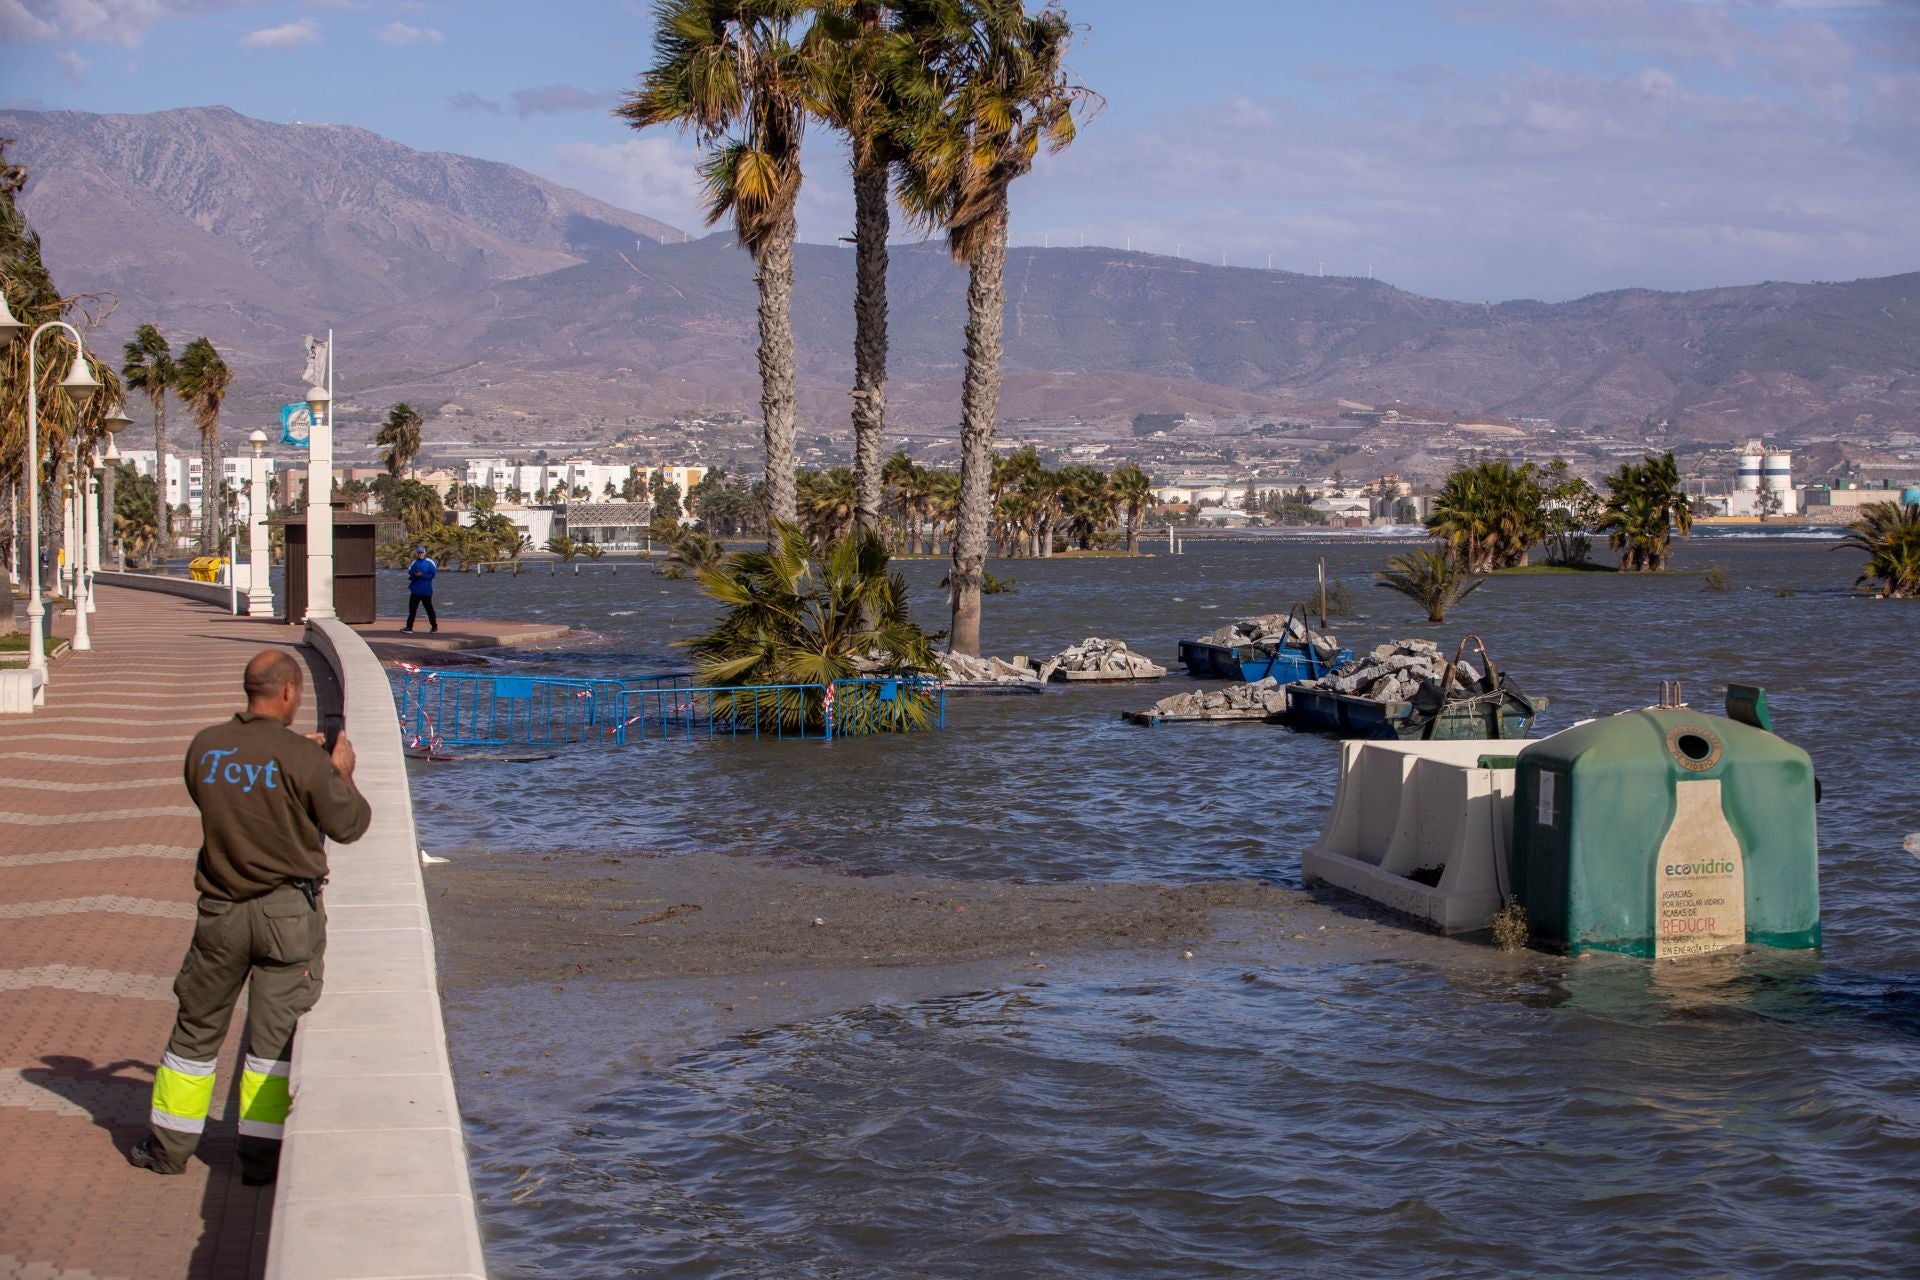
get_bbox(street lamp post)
[0,301,103,678]
[101,438,121,570]
[304,378,334,620]
[247,429,274,617]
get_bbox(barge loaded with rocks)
[1176,611,1350,683]
[1126,635,1544,738]
[1284,635,1545,741]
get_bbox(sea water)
[391,537,1920,1278]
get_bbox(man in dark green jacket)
[130,649,372,1185]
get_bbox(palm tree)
[174,337,231,554]
[1599,452,1692,571]
[881,450,927,553]
[896,0,1093,654]
[1110,463,1152,553]
[806,1,908,541]
[1054,463,1113,550]
[925,467,961,556]
[121,324,175,553]
[1839,499,1920,598]
[1426,460,1544,571]
[1375,547,1485,623]
[376,402,424,479]
[620,0,811,537]
[797,466,858,546]
[686,521,939,731]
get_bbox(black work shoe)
[129,1138,184,1175]
[400,627,413,633]
[241,1168,277,1187]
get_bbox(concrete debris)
[1141,676,1288,721]
[938,638,1166,685]
[1045,637,1167,681]
[936,651,1046,686]
[1293,638,1483,704]
[1198,614,1342,660]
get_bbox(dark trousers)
[405,593,437,630]
[145,884,325,1179]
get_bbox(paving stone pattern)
[0,589,323,1280]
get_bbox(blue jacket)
[407,556,438,597]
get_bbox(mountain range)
[5,106,1917,449]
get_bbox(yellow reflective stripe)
[239,1067,291,1129]
[152,1058,217,1124]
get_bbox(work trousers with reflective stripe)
[146,882,325,1180]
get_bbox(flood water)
[394,533,1920,1278]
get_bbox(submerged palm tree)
[1426,460,1545,571]
[685,521,940,731]
[1839,499,1920,598]
[174,337,231,554]
[121,324,175,552]
[1599,452,1692,571]
[620,0,812,536]
[376,402,424,479]
[1375,547,1485,623]
[1109,463,1152,554]
[895,0,1094,655]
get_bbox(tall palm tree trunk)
[756,207,800,540]
[152,397,169,555]
[948,204,1008,657]
[851,162,889,542]
[201,427,220,554]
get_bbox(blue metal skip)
[393,667,945,751]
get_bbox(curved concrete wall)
[270,618,487,1280]
[93,570,238,612]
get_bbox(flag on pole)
[301,335,328,388]
[279,403,313,447]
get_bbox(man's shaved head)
[243,651,303,701]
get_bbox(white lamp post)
[304,378,334,620]
[247,429,274,617]
[101,436,122,570]
[0,295,101,676]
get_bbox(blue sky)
[2,0,1916,301]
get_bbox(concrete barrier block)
[0,668,45,714]
[278,1126,471,1204]
[298,989,445,1035]
[288,1070,461,1135]
[292,1023,451,1081]
[270,1196,487,1280]
[320,925,436,992]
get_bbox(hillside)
[5,106,1916,446]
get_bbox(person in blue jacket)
[404,545,438,632]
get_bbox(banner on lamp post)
[279,403,313,447]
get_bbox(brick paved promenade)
[1,587,334,1280]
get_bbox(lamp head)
[105,438,121,463]
[0,293,23,350]
[249,428,268,456]
[305,385,330,419]
[61,353,101,408]
[101,402,134,434]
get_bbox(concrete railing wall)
[92,569,242,612]
[270,618,486,1280]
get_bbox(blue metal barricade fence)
[393,667,943,751]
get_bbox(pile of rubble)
[936,651,1045,687]
[1045,637,1167,681]
[1197,613,1342,661]
[1137,676,1288,722]
[1293,638,1481,704]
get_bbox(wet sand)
[426,849,1494,1087]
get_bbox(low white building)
[118,449,278,525]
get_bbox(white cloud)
[1,0,258,50]
[374,19,439,46]
[510,83,613,117]
[546,136,707,230]
[242,16,318,49]
[55,45,87,82]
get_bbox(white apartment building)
[462,459,709,506]
[118,450,278,525]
